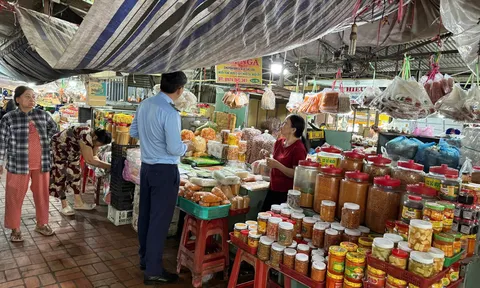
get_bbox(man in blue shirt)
[130,71,192,285]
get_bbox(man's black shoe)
[144,271,179,285]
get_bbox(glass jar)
[240,230,249,243]
[358,226,370,237]
[423,202,445,233]
[266,217,282,241]
[278,222,294,246]
[408,219,433,252]
[248,231,261,248]
[440,172,461,201]
[388,248,408,269]
[438,201,455,232]
[408,251,435,278]
[384,233,403,248]
[363,154,392,183]
[401,183,438,220]
[257,236,274,261]
[372,238,394,261]
[395,221,409,241]
[341,202,361,229]
[320,200,336,222]
[449,232,462,254]
[398,241,412,254]
[345,251,366,282]
[401,195,423,224]
[234,223,247,238]
[283,248,297,269]
[365,176,402,233]
[358,237,373,249]
[337,171,369,222]
[301,217,316,239]
[281,208,292,219]
[270,243,285,267]
[312,222,328,248]
[340,241,358,253]
[461,204,478,220]
[324,228,341,252]
[367,265,386,287]
[392,160,425,190]
[328,246,347,275]
[386,275,407,288]
[342,228,361,244]
[425,164,458,192]
[326,271,344,288]
[311,261,327,282]
[287,189,301,209]
[341,151,365,172]
[291,213,305,235]
[314,165,343,213]
[295,253,309,275]
[294,160,320,208]
[428,247,445,274]
[257,212,271,235]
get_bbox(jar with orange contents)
[341,151,365,172]
[344,279,362,288]
[337,171,369,222]
[326,271,344,288]
[312,222,328,248]
[385,274,407,288]
[328,246,347,275]
[366,265,386,287]
[314,166,343,213]
[344,252,365,282]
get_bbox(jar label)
[330,260,345,274]
[258,222,267,233]
[452,222,459,232]
[319,157,340,167]
[454,207,461,217]
[402,206,421,221]
[345,265,365,280]
[460,224,472,235]
[462,210,474,220]
[425,177,441,191]
[440,184,459,197]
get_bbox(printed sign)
[215,58,262,84]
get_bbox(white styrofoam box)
[108,205,133,226]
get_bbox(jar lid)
[326,228,339,236]
[408,195,423,201]
[288,189,301,196]
[331,223,345,231]
[398,241,412,253]
[312,261,326,271]
[437,201,455,209]
[245,220,257,226]
[429,247,445,259]
[291,213,305,219]
[280,203,289,208]
[373,175,401,187]
[303,217,316,224]
[410,251,434,265]
[344,202,360,210]
[345,228,361,236]
[284,248,297,256]
[308,242,316,249]
[340,242,358,252]
[345,171,369,181]
[289,240,298,248]
[356,247,370,255]
[312,255,325,264]
[425,202,445,211]
[234,223,247,230]
[391,248,409,259]
[358,226,370,234]
[386,220,396,229]
[312,214,321,221]
[297,244,309,251]
[241,230,249,236]
[368,154,392,165]
[397,160,424,171]
[320,165,343,175]
[346,252,366,262]
[358,237,373,247]
[248,225,257,231]
[291,207,304,214]
[447,232,462,240]
[248,231,261,238]
[281,208,292,215]
[321,200,336,207]
[279,222,294,230]
[433,233,455,243]
[344,151,366,160]
[312,249,325,257]
[298,160,320,167]
[260,236,274,245]
[329,245,347,256]
[272,243,286,252]
[406,183,438,197]
[445,170,459,178]
[271,204,282,211]
[295,253,309,262]
[373,238,394,249]
[384,233,403,243]
[429,164,458,176]
[314,222,329,230]
[321,146,342,154]
[268,217,282,224]
[410,219,433,229]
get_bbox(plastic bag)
[414,142,436,168]
[200,128,216,142]
[181,129,195,141]
[242,127,261,163]
[249,131,276,163]
[222,91,248,109]
[435,84,470,121]
[261,87,276,110]
[421,72,454,105]
[385,136,423,160]
[420,139,460,172]
[337,92,351,114]
[360,87,382,107]
[260,118,281,138]
[174,90,197,112]
[287,92,304,112]
[463,84,480,122]
[459,157,473,176]
[320,89,338,113]
[412,126,434,137]
[193,136,207,153]
[298,92,322,114]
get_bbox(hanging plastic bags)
[261,87,276,110]
[420,55,454,105]
[287,92,304,112]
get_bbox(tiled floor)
[0,179,228,288]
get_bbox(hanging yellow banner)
[215,58,263,84]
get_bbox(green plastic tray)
[177,197,231,220]
[444,250,464,268]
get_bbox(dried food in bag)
[261,88,276,110]
[320,89,339,113]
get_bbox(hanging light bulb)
[348,23,358,56]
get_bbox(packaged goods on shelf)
[222,91,248,109]
[213,111,236,132]
[286,92,303,112]
[249,131,276,164]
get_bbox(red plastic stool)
[177,214,229,287]
[227,248,270,288]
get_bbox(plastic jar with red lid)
[440,170,461,201]
[337,170,369,222]
[294,160,320,208]
[392,160,425,190]
[363,155,392,183]
[341,151,365,172]
[314,165,343,213]
[388,248,408,269]
[425,164,458,192]
[401,195,423,224]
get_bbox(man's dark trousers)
[138,162,180,277]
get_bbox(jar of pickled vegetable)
[341,151,365,172]
[372,238,394,261]
[392,160,425,190]
[395,221,409,241]
[408,219,433,252]
[328,246,347,275]
[248,231,261,248]
[341,203,361,229]
[313,222,328,248]
[283,248,297,269]
[295,253,309,275]
[240,230,249,243]
[388,248,408,269]
[363,154,392,183]
[301,217,316,239]
[314,165,343,213]
[433,233,454,257]
[270,243,285,267]
[311,261,327,282]
[257,236,274,261]
[294,160,320,208]
[287,189,301,209]
[342,228,361,244]
[408,251,435,278]
[234,223,247,238]
[365,176,402,233]
[345,251,366,282]
[257,212,271,235]
[423,202,445,233]
[428,247,445,274]
[324,228,341,252]
[401,183,438,219]
[450,232,462,254]
[337,171,369,222]
[291,213,305,235]
[266,217,282,240]
[367,265,386,287]
[320,200,336,222]
[384,233,403,248]
[278,222,294,246]
[386,275,407,288]
[398,241,412,254]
